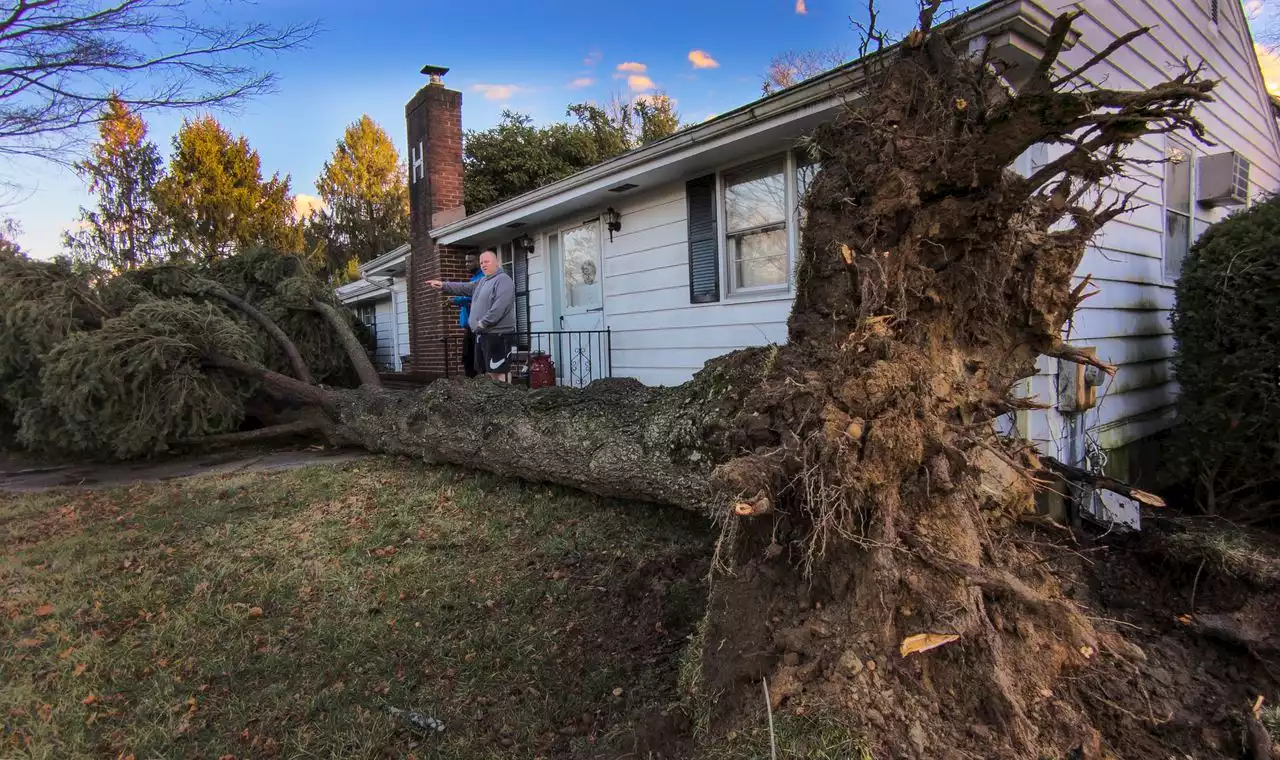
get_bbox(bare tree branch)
[0,0,318,159]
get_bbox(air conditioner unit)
[1197,150,1250,207]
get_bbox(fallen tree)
[0,4,1231,757]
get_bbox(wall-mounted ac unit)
[1197,150,1250,207]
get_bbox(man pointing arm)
[426,249,516,382]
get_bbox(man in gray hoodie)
[427,250,516,381]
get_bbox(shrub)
[1170,194,1280,521]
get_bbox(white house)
[402,0,1279,500]
[335,244,411,372]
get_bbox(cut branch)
[311,299,382,388]
[1039,339,1118,376]
[1040,456,1166,508]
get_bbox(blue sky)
[3,0,939,258]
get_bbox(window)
[724,157,789,293]
[1164,138,1194,280]
[498,240,532,349]
[795,152,819,254]
[685,151,819,302]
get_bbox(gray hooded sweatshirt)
[441,269,516,334]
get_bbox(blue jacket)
[450,269,485,329]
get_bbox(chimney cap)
[420,65,450,84]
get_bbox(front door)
[550,219,606,387]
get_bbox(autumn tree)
[0,6,1238,758]
[63,96,166,271]
[762,48,849,94]
[306,115,409,279]
[465,96,683,211]
[0,0,315,160]
[154,116,300,262]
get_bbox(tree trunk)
[204,7,1215,757]
[312,299,382,388]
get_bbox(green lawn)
[1,457,712,759]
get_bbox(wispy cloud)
[568,77,595,89]
[1246,0,1264,19]
[1256,43,1280,95]
[616,61,648,73]
[471,83,522,101]
[688,50,719,69]
[795,0,807,14]
[584,49,603,66]
[627,74,656,92]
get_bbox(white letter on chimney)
[410,141,425,184]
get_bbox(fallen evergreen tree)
[3,5,1254,757]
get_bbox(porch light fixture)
[604,207,622,242]
[515,233,535,253]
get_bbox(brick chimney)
[405,65,469,376]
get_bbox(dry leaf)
[15,638,42,649]
[81,694,99,705]
[73,663,87,677]
[1176,614,1193,625]
[1079,645,1095,659]
[840,244,853,265]
[248,607,263,618]
[34,604,55,617]
[954,97,968,111]
[612,687,623,697]
[899,632,960,657]
[58,646,75,660]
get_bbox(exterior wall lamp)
[604,207,622,242]
[515,234,535,253]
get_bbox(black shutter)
[686,174,720,303]
[512,243,531,350]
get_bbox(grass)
[1159,516,1280,586]
[0,457,712,759]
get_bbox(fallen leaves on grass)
[15,637,43,648]
[81,694,99,705]
[34,603,55,616]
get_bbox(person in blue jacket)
[451,252,485,378]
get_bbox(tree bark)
[312,299,382,388]
[204,288,314,384]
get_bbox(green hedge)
[1170,194,1280,520]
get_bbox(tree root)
[904,533,1095,650]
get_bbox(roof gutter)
[431,0,1055,243]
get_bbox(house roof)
[359,243,410,278]
[432,0,1063,246]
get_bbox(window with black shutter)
[686,174,720,303]
[500,241,532,349]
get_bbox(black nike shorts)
[475,332,515,375]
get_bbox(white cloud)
[471,83,522,101]
[584,49,603,66]
[627,74,656,92]
[795,0,807,13]
[688,50,719,69]
[616,61,648,73]
[1246,0,1264,19]
[568,77,595,89]
[294,194,325,219]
